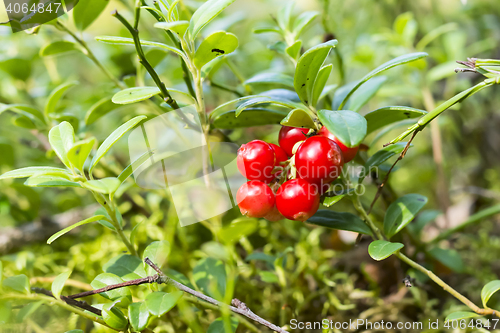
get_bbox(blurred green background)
[0,0,500,332]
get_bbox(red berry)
[276,178,320,221]
[295,136,344,185]
[278,126,309,157]
[237,140,276,183]
[269,143,288,177]
[236,181,275,218]
[318,126,359,163]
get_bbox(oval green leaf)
[67,138,96,171]
[445,311,481,322]
[103,254,147,281]
[48,121,75,168]
[245,72,294,88]
[194,31,238,69]
[338,52,428,109]
[91,273,131,301]
[128,302,150,332]
[365,106,427,134]
[47,215,106,244]
[280,108,316,129]
[186,0,236,40]
[40,41,81,57]
[146,291,183,317]
[102,302,128,330]
[317,110,367,147]
[89,116,146,174]
[212,108,287,129]
[51,271,72,300]
[45,81,78,117]
[85,98,122,125]
[2,275,30,294]
[384,193,428,237]
[82,177,121,194]
[112,87,161,105]
[207,317,239,333]
[311,64,332,107]
[481,280,500,308]
[428,247,465,273]
[143,240,170,275]
[73,0,108,31]
[307,210,372,235]
[294,40,337,106]
[0,166,70,180]
[154,21,189,36]
[24,175,81,188]
[368,240,404,261]
[95,36,186,60]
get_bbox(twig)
[368,131,418,214]
[31,287,102,316]
[145,258,289,333]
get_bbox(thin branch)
[31,287,102,316]
[143,258,289,333]
[368,131,418,214]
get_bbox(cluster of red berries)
[236,125,359,222]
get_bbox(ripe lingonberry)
[269,143,288,177]
[276,178,320,221]
[278,126,309,157]
[237,140,276,183]
[295,136,344,185]
[236,181,275,218]
[318,126,359,163]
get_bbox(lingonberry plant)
[1,0,500,332]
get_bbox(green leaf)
[73,0,108,31]
[146,291,183,317]
[112,87,161,104]
[286,40,302,60]
[187,0,236,40]
[194,31,238,69]
[368,240,404,261]
[65,330,84,333]
[212,108,287,129]
[45,81,78,117]
[82,177,121,194]
[307,210,372,235]
[16,301,44,322]
[96,36,186,60]
[445,311,481,322]
[48,121,75,168]
[481,280,500,308]
[317,110,367,147]
[67,138,96,171]
[102,302,128,330]
[245,72,294,88]
[154,21,189,36]
[118,150,152,183]
[0,166,70,180]
[294,40,337,106]
[292,11,319,36]
[338,52,428,109]
[89,116,146,173]
[104,254,147,281]
[365,106,427,134]
[51,271,72,300]
[143,241,170,275]
[311,64,332,107]
[253,27,281,34]
[365,142,408,169]
[384,194,428,237]
[218,218,258,244]
[2,274,29,294]
[85,98,121,125]
[280,108,316,129]
[166,269,195,289]
[0,58,31,81]
[193,258,226,299]
[235,97,298,117]
[47,215,105,244]
[321,194,346,207]
[128,302,150,332]
[428,248,465,273]
[40,41,81,57]
[276,1,293,30]
[25,175,82,188]
[0,103,45,124]
[347,76,387,112]
[91,273,132,301]
[207,317,239,333]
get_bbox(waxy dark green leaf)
[212,108,287,128]
[317,110,367,147]
[307,210,372,235]
[280,108,316,128]
[207,317,239,333]
[104,254,147,281]
[365,106,427,134]
[428,248,465,273]
[193,258,226,299]
[128,302,150,331]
